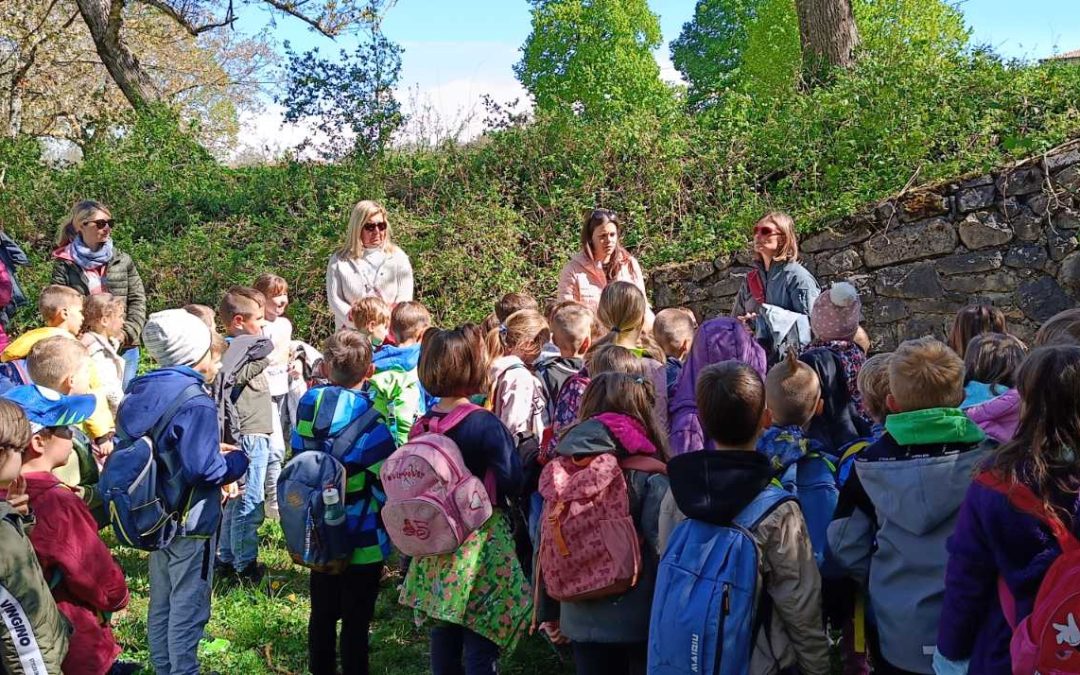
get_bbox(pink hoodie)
[965,388,1020,443]
[556,251,654,326]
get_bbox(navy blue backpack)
[648,485,794,675]
[100,383,204,550]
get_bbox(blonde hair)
[38,285,83,324]
[58,199,110,246]
[857,353,893,423]
[83,293,125,337]
[889,337,965,411]
[391,301,432,342]
[755,211,799,263]
[350,296,391,330]
[486,309,550,364]
[765,348,821,427]
[550,302,594,356]
[654,307,697,359]
[338,200,395,259]
[595,281,664,361]
[578,370,670,458]
[27,336,89,391]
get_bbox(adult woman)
[326,200,414,330]
[557,209,652,321]
[52,200,146,386]
[731,211,820,361]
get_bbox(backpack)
[647,484,794,675]
[0,358,29,394]
[836,439,871,487]
[380,403,494,557]
[536,452,666,602]
[277,404,386,573]
[99,383,205,550]
[547,371,589,457]
[976,471,1080,675]
[781,452,839,569]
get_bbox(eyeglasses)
[753,225,781,237]
[363,221,388,233]
[84,219,114,230]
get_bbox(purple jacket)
[965,389,1020,443]
[938,473,1080,674]
[668,317,767,456]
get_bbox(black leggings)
[308,562,384,675]
[571,642,647,675]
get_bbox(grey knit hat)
[142,309,212,367]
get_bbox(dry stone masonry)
[649,141,1080,351]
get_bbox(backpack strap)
[118,382,204,444]
[840,440,870,465]
[329,404,385,463]
[975,471,1080,553]
[415,402,484,437]
[618,455,667,476]
[733,484,796,531]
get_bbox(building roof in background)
[1044,48,1080,61]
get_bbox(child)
[349,296,391,348]
[5,384,135,675]
[2,285,114,457]
[80,293,126,415]
[370,300,431,445]
[937,345,1080,675]
[485,309,549,442]
[214,287,273,583]
[829,337,991,675]
[292,330,397,675]
[398,324,529,674]
[658,362,830,674]
[758,350,825,476]
[183,303,216,330]
[0,399,70,675]
[496,292,539,323]
[253,274,293,520]
[801,281,872,451]
[548,343,641,450]
[595,281,670,435]
[123,309,248,675]
[653,307,697,399]
[667,316,767,457]
[947,304,1007,359]
[533,301,592,431]
[835,353,893,486]
[1033,307,1080,346]
[536,369,670,675]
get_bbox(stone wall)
[649,140,1080,351]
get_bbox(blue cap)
[2,385,95,432]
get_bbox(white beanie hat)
[142,309,213,368]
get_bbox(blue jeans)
[429,624,500,675]
[120,346,140,390]
[217,434,269,571]
[148,534,216,675]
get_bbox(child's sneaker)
[236,562,266,585]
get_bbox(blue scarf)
[68,235,114,270]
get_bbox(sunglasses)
[84,218,114,230]
[753,225,781,237]
[363,221,388,233]
[44,426,74,440]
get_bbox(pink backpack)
[977,471,1080,674]
[380,403,494,557]
[537,452,665,602]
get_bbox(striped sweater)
[291,385,398,565]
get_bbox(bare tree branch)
[138,0,237,35]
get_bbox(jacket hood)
[119,367,207,438]
[885,408,985,446]
[373,343,421,371]
[2,326,71,361]
[490,354,526,381]
[667,450,774,525]
[966,388,1020,443]
[556,414,658,458]
[51,244,73,262]
[595,412,657,456]
[670,317,767,416]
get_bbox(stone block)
[1055,165,1080,192]
[1058,252,1080,296]
[940,270,1020,293]
[874,262,943,299]
[958,212,1014,250]
[957,185,996,213]
[691,260,715,282]
[869,298,909,324]
[899,191,950,222]
[815,249,863,277]
[1004,244,1049,270]
[934,250,1003,276]
[735,249,756,266]
[958,174,994,189]
[1026,192,1055,217]
[1054,211,1080,230]
[713,253,735,271]
[997,166,1044,196]
[1049,228,1079,262]
[710,267,751,297]
[1010,209,1044,242]
[905,315,948,341]
[1018,277,1073,322]
[801,226,873,254]
[1045,147,1080,172]
[863,218,957,268]
[907,296,972,315]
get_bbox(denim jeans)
[429,624,500,675]
[148,534,216,675]
[217,434,269,571]
[120,346,140,391]
[264,395,288,516]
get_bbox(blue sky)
[233,0,1080,153]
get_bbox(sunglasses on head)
[363,221,388,233]
[84,218,114,230]
[753,225,781,237]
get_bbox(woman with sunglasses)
[732,211,820,362]
[326,200,414,330]
[52,200,146,387]
[557,208,653,323]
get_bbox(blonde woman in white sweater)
[326,200,415,329]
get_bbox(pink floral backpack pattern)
[537,452,665,601]
[380,403,494,557]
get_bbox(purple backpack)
[668,317,767,456]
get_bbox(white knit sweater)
[325,247,415,329]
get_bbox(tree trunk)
[795,0,859,80]
[74,0,159,109]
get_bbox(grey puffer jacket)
[731,259,820,319]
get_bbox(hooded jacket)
[799,347,872,452]
[213,334,273,440]
[369,343,424,446]
[668,318,767,457]
[543,414,669,644]
[119,366,249,537]
[732,259,820,320]
[0,500,70,675]
[965,388,1020,443]
[659,451,830,675]
[556,251,652,325]
[0,231,29,329]
[51,245,146,348]
[489,355,545,441]
[24,472,128,674]
[827,408,991,674]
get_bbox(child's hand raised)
[6,476,29,517]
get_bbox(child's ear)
[759,406,772,431]
[366,363,375,380]
[27,433,47,459]
[580,336,591,355]
[814,398,825,417]
[885,393,900,413]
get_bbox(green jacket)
[51,248,147,347]
[369,368,423,446]
[0,501,70,674]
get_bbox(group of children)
[2,263,1080,675]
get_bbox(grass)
[109,521,574,675]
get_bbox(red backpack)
[976,471,1080,674]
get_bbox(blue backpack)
[648,485,793,675]
[778,453,839,569]
[277,404,386,573]
[100,383,205,550]
[0,359,30,394]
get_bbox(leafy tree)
[279,24,403,159]
[514,0,672,120]
[670,0,760,107]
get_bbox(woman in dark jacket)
[52,200,146,386]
